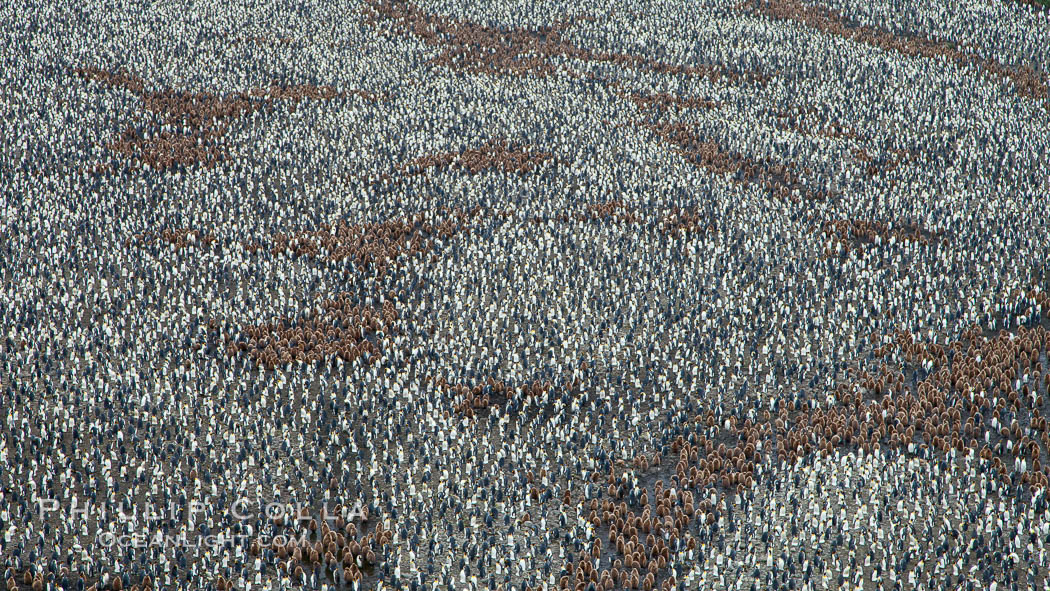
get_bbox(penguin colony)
[2,0,1050,589]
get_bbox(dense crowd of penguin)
[2,0,1050,588]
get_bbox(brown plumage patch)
[647,122,834,202]
[125,227,217,250]
[363,0,753,81]
[821,217,944,256]
[72,67,374,171]
[224,294,396,370]
[743,0,1048,100]
[400,138,552,176]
